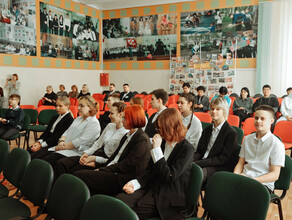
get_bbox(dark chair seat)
[0,197,31,219]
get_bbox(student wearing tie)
[73,105,151,196]
[116,108,194,219]
[120,83,133,102]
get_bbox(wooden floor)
[6,135,292,220]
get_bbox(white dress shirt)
[49,116,101,157]
[182,114,202,151]
[107,129,137,166]
[240,131,285,191]
[84,123,128,163]
[152,106,167,123]
[202,121,225,159]
[278,94,292,123]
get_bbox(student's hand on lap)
[152,134,162,149]
[123,182,134,194]
[85,161,95,167]
[31,142,41,152]
[79,153,88,164]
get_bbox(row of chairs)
[1,137,292,219]
[0,140,138,220]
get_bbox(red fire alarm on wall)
[100,73,109,86]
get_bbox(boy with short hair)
[0,94,24,140]
[145,88,168,138]
[194,86,209,112]
[234,105,285,192]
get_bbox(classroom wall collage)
[0,0,261,70]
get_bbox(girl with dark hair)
[116,108,195,219]
[233,87,253,123]
[177,93,202,151]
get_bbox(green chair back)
[20,159,53,207]
[201,121,212,130]
[186,163,203,211]
[275,155,292,191]
[79,194,139,220]
[0,140,9,172]
[2,148,30,188]
[38,109,58,125]
[46,174,90,220]
[23,109,38,125]
[21,115,31,131]
[232,126,244,144]
[203,171,270,220]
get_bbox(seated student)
[68,85,79,99]
[252,85,279,130]
[28,97,74,158]
[33,96,101,168]
[130,96,148,130]
[234,105,285,193]
[233,87,253,124]
[145,89,168,138]
[181,82,195,97]
[0,87,9,109]
[103,83,119,101]
[194,86,209,112]
[193,97,238,184]
[73,105,151,196]
[99,93,120,132]
[177,93,202,151]
[252,84,279,114]
[277,87,292,123]
[56,84,68,97]
[0,94,24,140]
[54,102,128,178]
[116,108,194,219]
[77,84,91,99]
[211,86,231,108]
[120,83,133,102]
[42,85,58,106]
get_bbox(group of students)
[0,85,287,219]
[183,82,292,126]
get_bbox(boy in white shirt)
[234,105,285,192]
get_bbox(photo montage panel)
[180,6,258,60]
[103,13,177,61]
[0,0,36,56]
[40,2,99,61]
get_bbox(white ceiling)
[72,0,196,10]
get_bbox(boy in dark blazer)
[0,94,24,140]
[194,86,209,112]
[119,83,133,102]
[194,97,238,184]
[145,88,168,138]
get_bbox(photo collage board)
[180,5,258,61]
[40,2,99,61]
[169,56,235,97]
[0,0,36,56]
[103,13,177,61]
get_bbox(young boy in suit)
[234,105,285,192]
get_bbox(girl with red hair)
[73,105,151,196]
[116,108,195,219]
